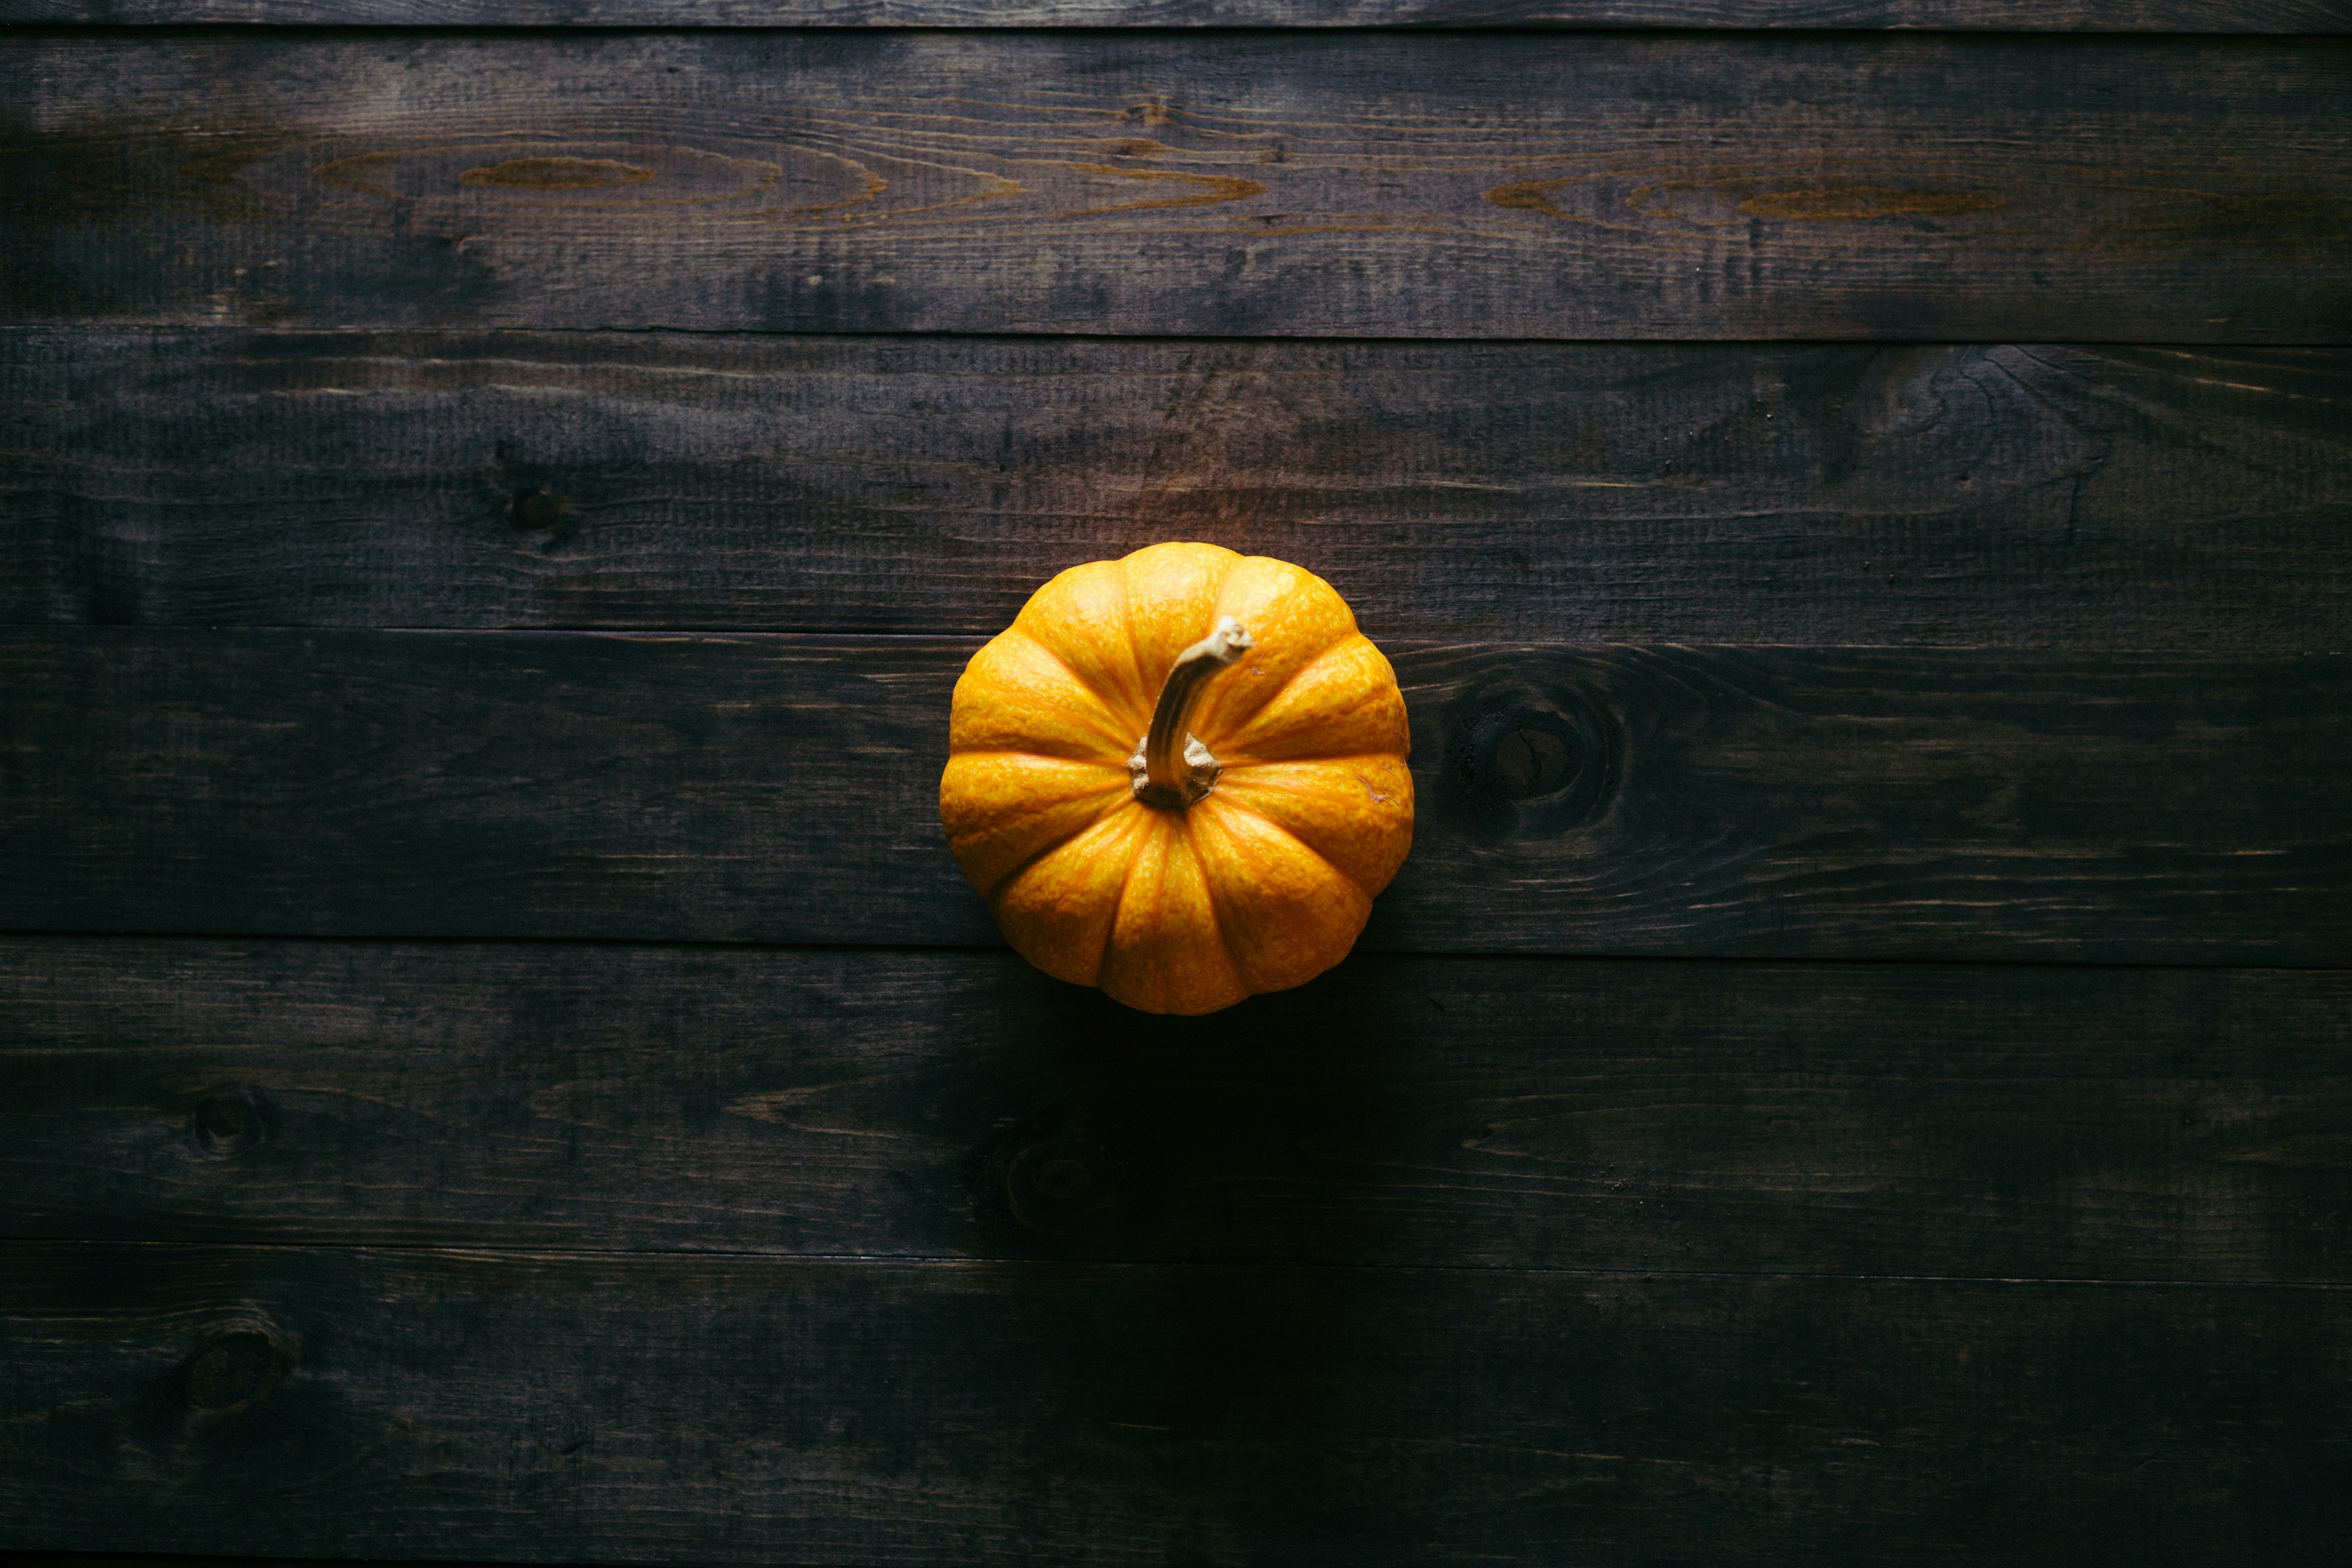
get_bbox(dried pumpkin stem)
[1130,616,1253,809]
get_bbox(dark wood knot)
[1442,682,1619,835]
[181,1330,288,1413]
[189,1086,268,1160]
[1006,1135,1121,1233]
[1482,719,1572,799]
[509,487,575,532]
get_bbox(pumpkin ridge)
[1211,679,1390,766]
[1093,808,1167,993]
[1211,755,1414,900]
[1195,560,1358,734]
[992,802,1151,988]
[1103,552,1163,731]
[1219,750,1409,786]
[959,748,1130,786]
[1199,790,1378,904]
[965,779,1132,901]
[1118,544,1240,716]
[992,628,1145,753]
[1011,559,1140,699]
[1198,627,1375,747]
[1177,813,1251,989]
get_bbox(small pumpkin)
[940,542,1413,1015]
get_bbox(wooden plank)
[0,1559,461,1568]
[6,936,2348,1281]
[5,0,2347,31]
[3,34,2345,341]
[2,633,2345,960]
[9,331,2349,645]
[0,1560,526,1568]
[3,1242,2345,1563]
[0,1560,508,1568]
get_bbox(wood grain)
[6,935,2349,1281]
[4,33,2346,340]
[6,0,2347,30]
[9,332,2349,645]
[2,633,2344,960]
[3,1242,2346,1564]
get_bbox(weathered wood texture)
[9,332,2348,645]
[3,633,2345,959]
[7,936,2348,1281]
[3,1243,2346,1565]
[7,0,2348,29]
[4,34,2346,341]
[0,1559,411,1568]
[0,1560,484,1568]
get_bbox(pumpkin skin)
[940,542,1413,1015]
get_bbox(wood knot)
[967,1100,1160,1250]
[509,487,575,532]
[460,156,654,192]
[1006,1135,1121,1232]
[1443,683,1619,836]
[1486,723,1572,798]
[189,1087,268,1160]
[181,1330,288,1412]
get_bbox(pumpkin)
[940,542,1414,1015]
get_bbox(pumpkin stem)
[1129,616,1253,809]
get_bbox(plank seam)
[7,1237,2351,1289]
[6,929,2351,973]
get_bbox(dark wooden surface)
[5,34,2348,341]
[4,7,2349,1566]
[6,633,2345,959]
[4,1243,2348,1565]
[7,0,2349,28]
[7,937,2349,1281]
[8,333,2347,644]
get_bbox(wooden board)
[6,0,2346,30]
[3,1242,2346,1564]
[6,936,2348,1281]
[4,33,2346,340]
[2,632,2345,960]
[8,332,2349,646]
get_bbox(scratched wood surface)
[8,332,2347,644]
[7,937,2349,1281]
[5,34,2348,341]
[6,0,2347,27]
[5,633,2345,960]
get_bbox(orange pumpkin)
[940,542,1413,1015]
